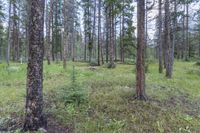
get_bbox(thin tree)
[158,0,163,73]
[135,0,147,100]
[165,0,173,78]
[97,0,102,66]
[23,0,46,131]
[7,0,12,66]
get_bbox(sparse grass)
[0,61,200,132]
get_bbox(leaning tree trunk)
[23,0,46,131]
[135,0,147,100]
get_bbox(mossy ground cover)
[0,61,200,132]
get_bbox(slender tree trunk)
[136,0,147,100]
[185,2,189,60]
[172,0,177,64]
[109,4,114,66]
[23,0,46,131]
[158,0,163,73]
[12,1,19,62]
[97,0,101,66]
[63,0,68,69]
[182,4,186,60]
[106,8,109,63]
[46,0,52,65]
[7,0,12,66]
[121,0,125,63]
[114,17,117,61]
[165,0,173,78]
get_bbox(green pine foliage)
[59,66,88,106]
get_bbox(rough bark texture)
[158,0,163,73]
[165,0,173,78]
[136,0,147,100]
[23,0,46,131]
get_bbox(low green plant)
[89,60,99,66]
[59,66,88,106]
[195,61,200,66]
[107,63,116,69]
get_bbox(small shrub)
[195,61,200,66]
[107,63,116,69]
[59,66,87,106]
[89,60,99,66]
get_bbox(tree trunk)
[12,1,19,62]
[46,0,53,65]
[182,4,186,60]
[109,4,114,66]
[158,0,163,73]
[165,0,173,78]
[185,2,189,60]
[105,9,109,63]
[136,0,147,100]
[121,0,125,63]
[98,0,101,66]
[7,0,12,66]
[23,0,46,131]
[172,0,177,66]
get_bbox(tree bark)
[165,0,173,78]
[185,2,189,60]
[158,0,163,73]
[23,0,46,131]
[7,0,12,66]
[136,0,147,100]
[98,0,102,66]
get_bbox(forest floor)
[0,61,200,133]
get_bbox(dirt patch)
[0,116,72,133]
[47,117,72,133]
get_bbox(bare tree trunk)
[7,0,12,66]
[165,0,173,78]
[98,0,101,66]
[114,17,117,61]
[136,0,147,100]
[105,8,109,63]
[46,0,53,65]
[12,1,19,62]
[121,0,125,63]
[109,4,114,67]
[158,0,163,73]
[183,4,186,60]
[172,0,177,64]
[23,0,46,131]
[185,2,189,60]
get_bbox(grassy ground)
[0,61,200,133]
